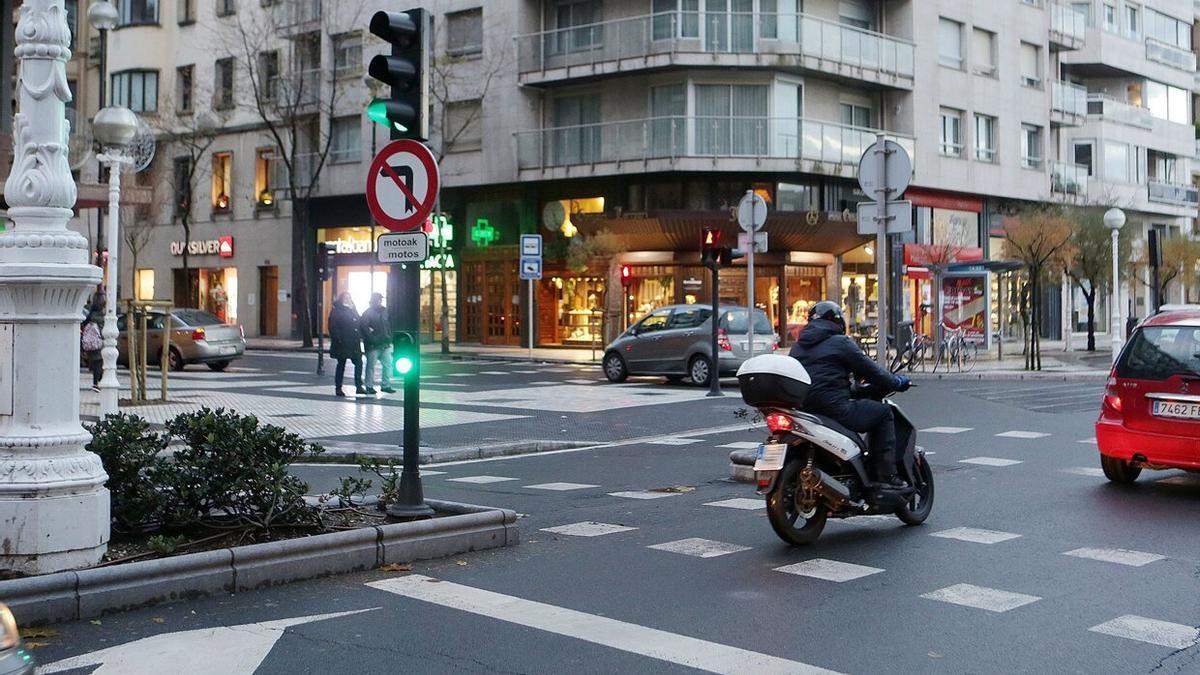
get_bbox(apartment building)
[3,0,1197,346]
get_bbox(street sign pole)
[528,278,534,360]
[737,191,768,360]
[747,198,755,360]
[874,133,890,370]
[707,262,722,397]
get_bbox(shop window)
[212,151,232,213]
[135,269,155,300]
[255,148,276,209]
[546,276,605,345]
[627,266,675,324]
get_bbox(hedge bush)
[86,413,168,532]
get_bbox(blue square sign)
[520,234,543,257]
[519,256,542,280]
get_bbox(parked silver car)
[602,304,777,386]
[117,308,246,372]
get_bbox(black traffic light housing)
[392,330,419,378]
[317,242,336,281]
[701,226,724,264]
[368,9,430,141]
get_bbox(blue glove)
[894,375,912,392]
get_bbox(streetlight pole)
[1104,208,1126,363]
[87,1,117,268]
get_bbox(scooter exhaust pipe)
[804,466,866,510]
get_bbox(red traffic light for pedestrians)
[701,226,723,262]
[620,265,632,287]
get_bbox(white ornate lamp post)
[93,106,137,416]
[0,0,110,573]
[86,0,117,263]
[1104,208,1126,363]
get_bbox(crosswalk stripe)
[774,559,884,582]
[608,491,680,500]
[647,437,705,445]
[717,442,761,449]
[995,431,1050,439]
[703,498,764,510]
[525,482,600,491]
[1089,615,1200,649]
[921,426,973,434]
[1063,547,1165,567]
[541,522,637,537]
[959,457,1023,467]
[648,538,752,558]
[446,476,517,484]
[930,527,1021,544]
[367,575,842,674]
[1060,467,1105,477]
[920,584,1041,613]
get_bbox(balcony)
[1148,180,1199,206]
[1050,80,1086,126]
[1145,38,1196,73]
[1049,3,1085,50]
[516,11,915,90]
[1086,94,1153,129]
[274,0,321,33]
[514,115,915,180]
[1050,161,1088,199]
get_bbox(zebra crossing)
[953,380,1104,413]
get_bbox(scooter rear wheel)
[896,453,935,526]
[766,460,828,545]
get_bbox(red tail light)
[717,328,732,351]
[756,478,771,489]
[1102,373,1122,415]
[191,327,206,341]
[765,412,793,432]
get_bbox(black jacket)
[360,305,390,349]
[328,304,363,359]
[788,318,897,418]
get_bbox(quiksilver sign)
[170,236,234,258]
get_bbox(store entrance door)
[259,266,279,336]
[461,259,519,345]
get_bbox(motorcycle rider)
[789,301,911,489]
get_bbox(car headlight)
[0,603,18,650]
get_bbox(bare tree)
[1004,207,1073,370]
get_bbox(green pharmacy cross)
[470,218,500,247]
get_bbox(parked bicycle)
[933,325,978,373]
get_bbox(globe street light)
[87,1,119,264]
[93,105,139,416]
[1104,208,1126,363]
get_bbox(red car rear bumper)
[1096,417,1200,470]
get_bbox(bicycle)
[933,325,978,373]
[890,330,934,373]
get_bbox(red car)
[1097,307,1200,483]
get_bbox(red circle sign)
[365,139,440,232]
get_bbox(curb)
[0,499,518,626]
[303,440,596,464]
[915,370,1107,381]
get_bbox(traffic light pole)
[387,262,433,518]
[707,262,722,397]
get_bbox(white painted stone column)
[0,0,109,573]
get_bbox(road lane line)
[368,575,842,674]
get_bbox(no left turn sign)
[365,139,440,232]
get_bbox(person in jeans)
[328,292,364,397]
[360,292,396,395]
[81,312,103,392]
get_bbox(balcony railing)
[517,11,915,81]
[1051,161,1088,199]
[1049,3,1086,46]
[1148,180,1199,206]
[515,116,915,172]
[1051,80,1087,118]
[275,0,321,30]
[1086,94,1153,129]
[270,69,321,110]
[1145,38,1197,72]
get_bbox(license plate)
[753,442,787,471]
[218,345,236,355]
[1152,400,1200,420]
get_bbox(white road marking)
[446,475,518,484]
[524,482,600,491]
[930,527,1022,544]
[959,457,1023,467]
[920,584,1041,613]
[995,430,1050,439]
[541,521,638,537]
[529,381,560,385]
[921,426,973,434]
[418,470,447,476]
[1063,547,1165,567]
[648,538,752,558]
[447,373,475,377]
[774,559,884,582]
[647,437,705,446]
[565,378,599,385]
[608,490,680,500]
[1077,438,1098,444]
[717,441,761,449]
[39,609,377,675]
[703,498,765,510]
[1061,467,1105,477]
[1156,474,1200,486]
[1089,615,1200,649]
[479,371,510,375]
[368,575,842,674]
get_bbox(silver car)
[602,304,777,386]
[117,308,246,372]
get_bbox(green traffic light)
[394,356,414,376]
[367,98,410,132]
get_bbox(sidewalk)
[247,337,603,365]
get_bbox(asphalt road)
[35,358,1200,674]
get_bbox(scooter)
[736,354,934,545]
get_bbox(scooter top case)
[736,354,811,409]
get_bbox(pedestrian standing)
[360,292,396,395]
[81,312,103,392]
[328,292,364,397]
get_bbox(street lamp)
[1104,207,1126,363]
[87,1,118,267]
[93,105,139,416]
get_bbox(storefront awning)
[948,260,1025,274]
[574,211,868,256]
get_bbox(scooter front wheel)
[896,453,935,526]
[766,460,828,545]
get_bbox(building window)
[64,0,77,50]
[134,269,155,300]
[1071,2,1091,25]
[255,148,276,208]
[333,33,362,76]
[1019,42,1041,88]
[554,0,599,54]
[178,0,194,23]
[176,65,193,114]
[694,84,769,156]
[1148,151,1178,184]
[259,51,280,103]
[1020,124,1043,169]
[1102,3,1116,32]
[173,156,192,217]
[1125,3,1140,39]
[116,0,158,25]
[938,17,963,69]
[445,99,483,152]
[1145,79,1190,124]
[839,103,870,128]
[446,8,483,56]
[1072,140,1093,176]
[974,114,996,162]
[110,70,158,112]
[651,0,700,40]
[330,117,361,163]
[971,28,996,77]
[939,107,963,157]
[1104,141,1129,182]
[214,58,234,110]
[216,0,235,17]
[1146,8,1192,50]
[552,93,601,165]
[212,152,232,213]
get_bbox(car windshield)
[720,309,773,334]
[1116,326,1200,380]
[173,309,225,327]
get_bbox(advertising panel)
[942,275,987,343]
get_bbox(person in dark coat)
[328,292,364,397]
[360,292,395,395]
[788,301,910,487]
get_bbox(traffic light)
[367,9,430,140]
[620,265,632,287]
[701,226,723,263]
[316,243,336,281]
[392,330,419,377]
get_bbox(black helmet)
[808,300,846,334]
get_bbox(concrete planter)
[0,500,518,626]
